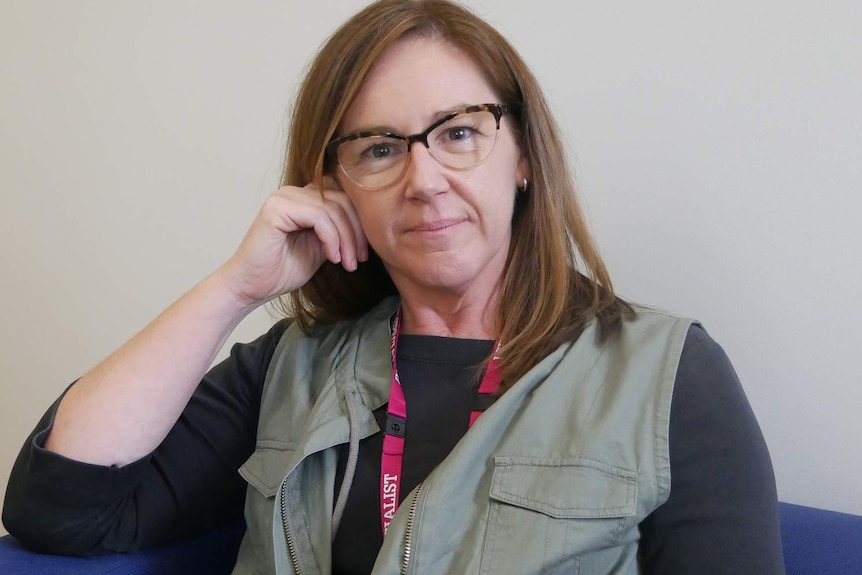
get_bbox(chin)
[405,259,493,294]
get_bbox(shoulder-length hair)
[277,0,628,393]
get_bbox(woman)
[3,0,785,573]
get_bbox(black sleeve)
[1,319,290,557]
[637,325,786,574]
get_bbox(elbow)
[3,498,105,557]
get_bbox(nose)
[402,140,448,200]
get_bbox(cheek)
[340,183,371,221]
[359,211,385,241]
[348,194,393,246]
[479,170,518,217]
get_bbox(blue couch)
[1,502,860,574]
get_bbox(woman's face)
[336,36,529,300]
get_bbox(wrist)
[199,268,261,321]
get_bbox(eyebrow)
[430,103,471,122]
[345,103,474,136]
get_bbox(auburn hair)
[276,0,629,392]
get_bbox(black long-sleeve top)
[2,322,786,573]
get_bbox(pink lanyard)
[379,310,501,535]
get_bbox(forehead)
[340,36,500,132]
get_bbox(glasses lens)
[334,108,502,189]
[427,110,499,170]
[337,136,408,189]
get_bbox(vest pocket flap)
[489,457,638,519]
[239,441,297,498]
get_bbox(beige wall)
[2,0,861,537]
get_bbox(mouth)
[408,218,467,234]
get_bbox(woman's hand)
[216,179,369,308]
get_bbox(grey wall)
[2,1,860,535]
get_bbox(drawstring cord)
[331,391,361,539]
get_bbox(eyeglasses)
[326,103,510,190]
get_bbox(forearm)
[42,183,362,463]
[45,271,256,466]
[4,320,284,556]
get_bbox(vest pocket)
[481,457,638,575]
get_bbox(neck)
[397,288,499,340]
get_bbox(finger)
[323,190,369,264]
[319,177,368,262]
[264,195,343,265]
[271,184,364,270]
[319,196,361,271]
[280,192,361,270]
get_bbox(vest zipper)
[279,470,423,575]
[280,480,303,575]
[400,481,425,575]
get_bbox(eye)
[361,142,395,159]
[443,125,476,142]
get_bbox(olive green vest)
[234,297,691,574]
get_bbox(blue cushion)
[0,521,244,575]
[3,504,862,573]
[780,502,862,575]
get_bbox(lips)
[407,217,467,233]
